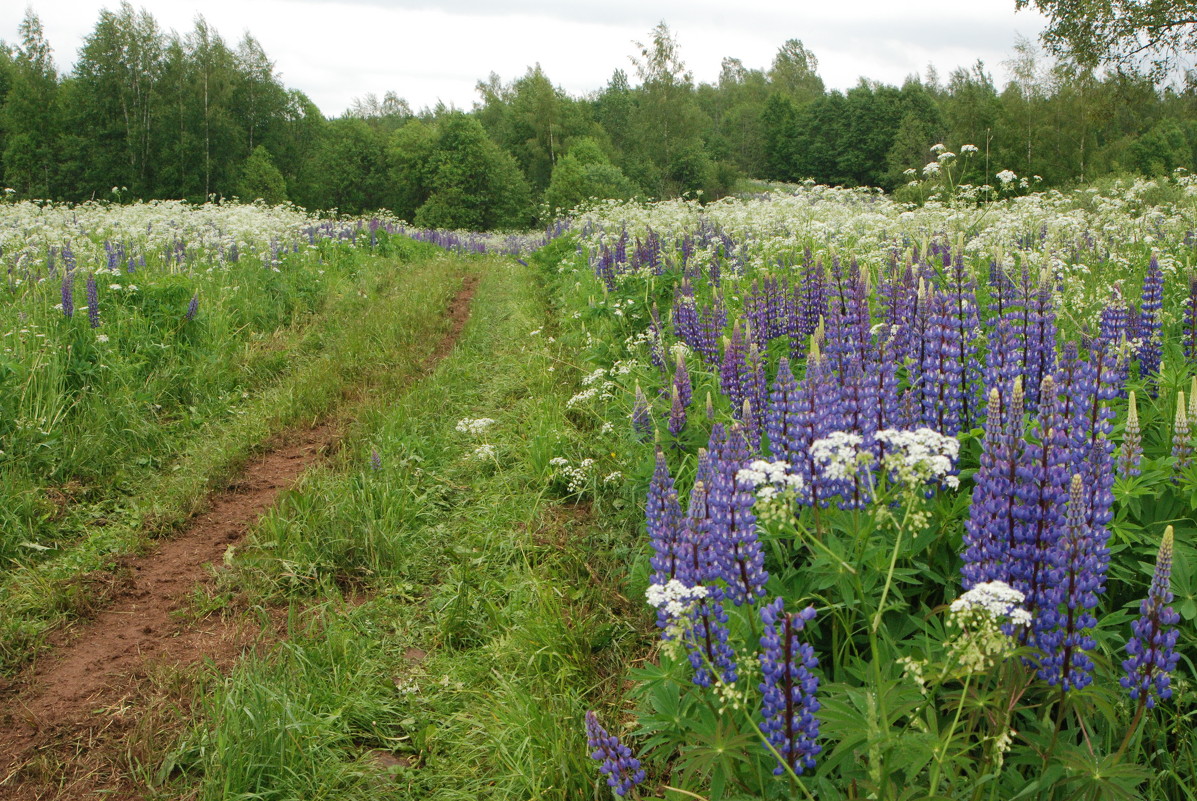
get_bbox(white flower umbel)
[810,431,869,481]
[949,581,1032,627]
[874,427,961,489]
[646,579,708,619]
[455,417,496,436]
[735,459,805,499]
[996,169,1018,186]
[946,581,1032,673]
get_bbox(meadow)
[0,167,1195,800]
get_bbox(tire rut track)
[0,273,479,800]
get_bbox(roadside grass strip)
[0,247,468,673]
[161,256,647,800]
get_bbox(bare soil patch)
[0,273,479,800]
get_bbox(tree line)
[1,4,1196,227]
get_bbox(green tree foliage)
[1016,0,1197,78]
[4,7,1197,221]
[238,144,287,203]
[543,137,640,215]
[413,113,532,230]
[2,10,59,197]
[768,39,825,106]
[308,118,387,214]
[629,22,709,194]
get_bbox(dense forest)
[1,3,1196,226]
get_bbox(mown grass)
[0,242,471,673]
[152,255,650,800]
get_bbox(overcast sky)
[3,1,1049,117]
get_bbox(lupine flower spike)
[186,293,200,321]
[1173,391,1193,474]
[632,382,651,440]
[758,599,821,776]
[87,273,101,329]
[1121,527,1181,709]
[369,449,382,471]
[585,711,646,797]
[60,271,74,318]
[1118,390,1142,479]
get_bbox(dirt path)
[0,274,479,800]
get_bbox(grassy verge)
[0,247,470,673]
[154,255,650,800]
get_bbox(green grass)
[0,244,471,673]
[154,256,649,800]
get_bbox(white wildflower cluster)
[922,161,942,177]
[996,169,1018,186]
[471,444,496,461]
[949,581,1032,626]
[549,456,596,494]
[960,143,979,154]
[735,459,804,500]
[946,581,1032,673]
[455,417,496,436]
[567,368,616,408]
[874,427,961,489]
[669,341,691,362]
[810,432,870,480]
[645,579,708,618]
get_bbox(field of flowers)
[539,177,1197,799]
[1,177,1195,800]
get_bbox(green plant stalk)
[927,670,973,797]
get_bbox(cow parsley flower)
[810,432,869,481]
[996,169,1017,186]
[455,417,496,436]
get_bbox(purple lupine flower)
[696,292,727,365]
[720,321,748,417]
[370,448,382,471]
[648,304,668,375]
[837,363,879,508]
[1010,375,1071,632]
[668,388,687,440]
[585,711,646,796]
[758,599,821,776]
[803,343,849,506]
[798,254,828,345]
[1023,278,1057,411]
[1183,275,1197,364]
[685,597,738,687]
[186,293,199,321]
[983,317,1023,406]
[765,356,801,464]
[60,271,74,318]
[1172,392,1192,474]
[677,476,717,588]
[1036,474,1105,691]
[707,424,767,605]
[945,250,983,427]
[647,449,683,588]
[673,354,692,410]
[1121,527,1181,708]
[671,279,699,349]
[1118,391,1143,478]
[86,273,100,329]
[1138,255,1164,395]
[741,340,768,448]
[632,382,651,440]
[962,387,1016,588]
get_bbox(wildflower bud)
[1172,392,1192,473]
[1119,390,1143,478]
